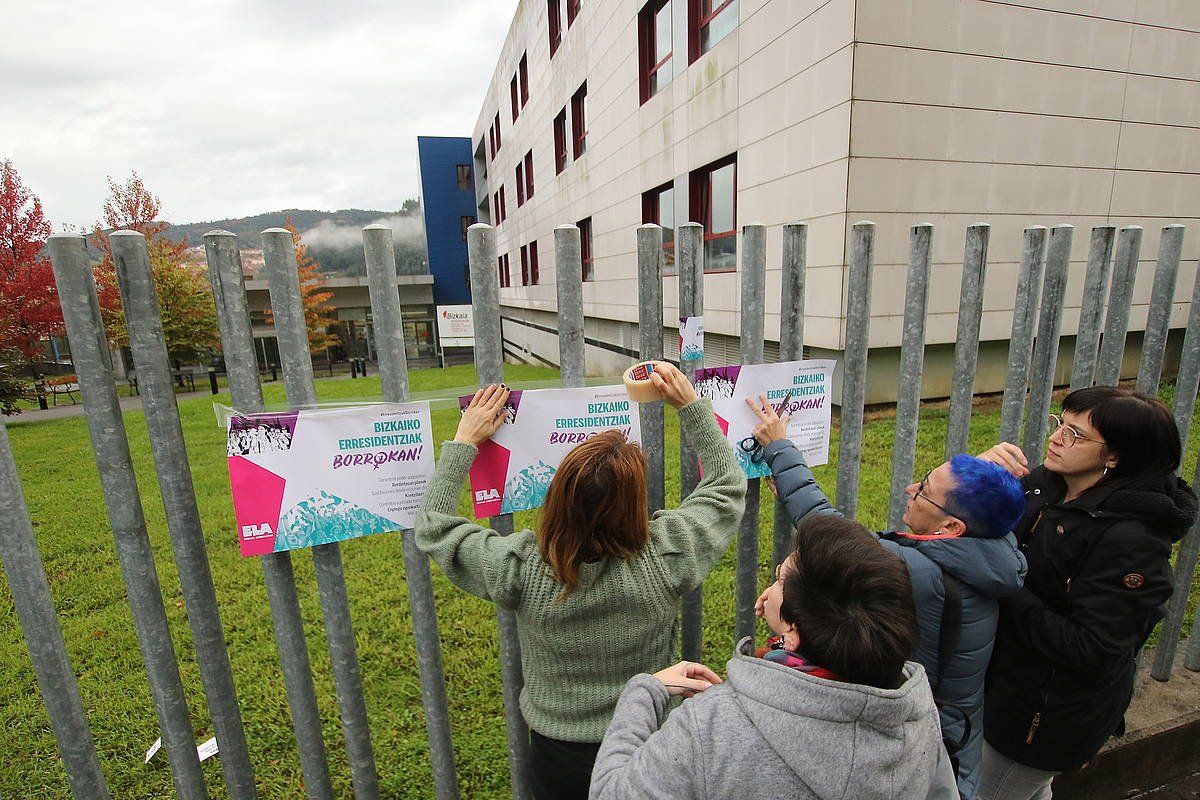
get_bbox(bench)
[46,376,79,406]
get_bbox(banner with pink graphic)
[227,403,434,556]
[694,359,836,478]
[459,385,641,518]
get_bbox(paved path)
[5,388,217,425]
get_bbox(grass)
[1,364,1197,798]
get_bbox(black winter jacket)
[984,465,1198,772]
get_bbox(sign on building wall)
[227,403,434,556]
[459,385,641,518]
[694,359,836,478]
[437,304,475,347]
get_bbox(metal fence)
[1,218,1197,797]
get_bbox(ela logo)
[474,489,501,502]
[241,522,274,538]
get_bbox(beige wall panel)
[1115,121,1200,172]
[1134,0,1200,31]
[739,0,855,102]
[738,0,845,57]
[739,103,851,189]
[740,159,850,235]
[1109,171,1200,218]
[739,45,854,149]
[1129,22,1200,81]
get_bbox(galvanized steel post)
[735,224,766,642]
[1095,226,1143,387]
[467,223,531,799]
[1069,227,1116,391]
[945,224,989,459]
[555,225,585,387]
[1136,225,1185,394]
[204,231,334,799]
[0,419,111,800]
[363,225,459,798]
[636,224,666,514]
[888,224,933,529]
[262,228,379,800]
[1187,591,1200,671]
[999,227,1048,444]
[1021,225,1073,464]
[677,221,705,662]
[47,234,208,800]
[774,223,806,567]
[835,222,875,517]
[110,231,256,800]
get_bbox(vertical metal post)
[1095,226,1143,387]
[887,224,933,529]
[1069,227,1116,391]
[262,228,379,800]
[1021,225,1073,464]
[467,223,531,800]
[945,224,989,459]
[1136,225,1185,394]
[677,221,705,663]
[636,225,666,514]
[1150,263,1200,681]
[47,234,208,800]
[999,227,1048,444]
[1187,588,1200,671]
[205,231,333,800]
[110,232,256,799]
[835,222,875,517]
[362,225,458,798]
[0,419,111,800]
[555,225,585,387]
[735,224,766,642]
[774,223,806,567]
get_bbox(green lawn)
[1,364,1197,798]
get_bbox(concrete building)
[417,136,477,307]
[472,0,1199,402]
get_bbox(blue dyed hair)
[946,454,1025,539]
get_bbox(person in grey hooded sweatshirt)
[743,396,1027,800]
[590,514,959,800]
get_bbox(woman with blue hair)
[747,397,1028,800]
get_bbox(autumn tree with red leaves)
[265,218,339,356]
[0,159,63,411]
[90,172,219,364]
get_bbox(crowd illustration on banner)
[226,419,294,456]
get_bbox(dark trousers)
[528,729,601,800]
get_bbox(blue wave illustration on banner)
[735,447,772,479]
[501,461,557,514]
[680,343,704,361]
[275,491,402,551]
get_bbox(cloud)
[301,214,425,250]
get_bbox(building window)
[578,217,594,281]
[689,154,736,272]
[498,253,511,288]
[689,0,738,63]
[500,185,508,222]
[639,0,673,104]
[549,0,564,55]
[520,244,529,286]
[642,181,676,274]
[510,75,520,122]
[530,240,540,285]
[494,112,502,152]
[571,82,588,158]
[516,162,525,206]
[488,122,496,160]
[492,191,499,222]
[567,0,582,26]
[554,108,568,174]
[524,151,534,200]
[456,164,472,191]
[460,215,474,241]
[519,54,529,107]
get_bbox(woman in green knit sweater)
[415,364,746,800]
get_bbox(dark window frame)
[524,150,534,200]
[516,162,525,206]
[548,0,563,56]
[520,244,529,286]
[641,180,677,274]
[494,112,502,152]
[510,75,520,122]
[639,0,673,104]
[688,0,737,63]
[456,164,472,191]
[688,153,737,273]
[567,0,582,26]
[460,215,474,241]
[519,53,529,107]
[530,240,540,285]
[578,216,594,282]
[571,82,588,159]
[499,185,507,222]
[554,108,568,174]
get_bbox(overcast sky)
[0,0,517,231]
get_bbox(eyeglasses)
[909,471,959,519]
[1048,414,1106,448]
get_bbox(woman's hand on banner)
[746,394,789,445]
[454,384,511,446]
[650,362,698,409]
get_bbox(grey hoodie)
[590,638,959,800]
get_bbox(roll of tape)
[624,360,667,402]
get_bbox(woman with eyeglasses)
[976,386,1197,800]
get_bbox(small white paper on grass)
[144,735,220,764]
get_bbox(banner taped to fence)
[226,402,434,556]
[694,359,836,478]
[460,385,642,518]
